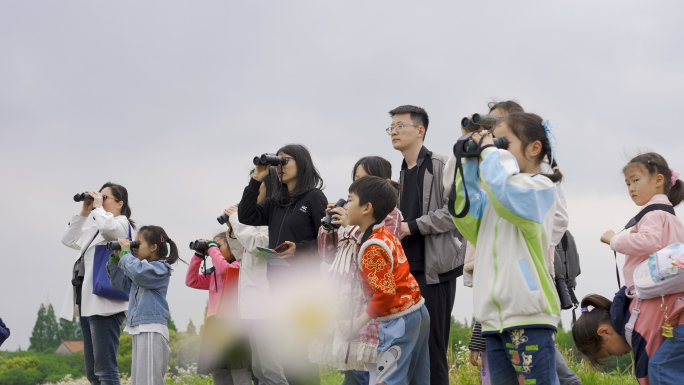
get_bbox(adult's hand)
[276,241,296,259]
[399,222,411,240]
[252,164,269,182]
[90,191,104,209]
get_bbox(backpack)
[554,231,581,321]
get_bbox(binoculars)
[253,154,288,166]
[461,114,500,131]
[73,192,94,202]
[321,199,347,230]
[189,240,210,252]
[459,134,509,157]
[106,241,140,251]
[217,213,229,225]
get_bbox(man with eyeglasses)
[387,105,465,385]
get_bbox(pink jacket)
[185,246,240,318]
[611,194,684,287]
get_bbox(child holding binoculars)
[107,225,179,385]
[185,233,252,385]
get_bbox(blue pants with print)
[485,328,559,385]
[649,324,684,385]
[376,305,430,385]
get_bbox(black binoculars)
[73,192,94,202]
[458,132,509,157]
[106,241,140,251]
[321,199,347,230]
[189,240,210,252]
[253,154,288,166]
[461,113,500,131]
[217,213,229,225]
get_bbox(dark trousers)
[413,273,457,385]
[80,312,125,385]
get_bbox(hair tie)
[671,169,680,187]
[160,235,165,243]
[541,119,556,166]
[581,307,589,313]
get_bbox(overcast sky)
[1,1,683,351]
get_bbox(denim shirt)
[107,250,171,327]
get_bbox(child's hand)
[113,249,121,257]
[275,241,296,259]
[336,320,352,339]
[118,238,131,250]
[469,351,481,367]
[471,131,495,148]
[601,230,616,245]
[225,206,238,217]
[330,207,349,228]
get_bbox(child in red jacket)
[340,176,429,385]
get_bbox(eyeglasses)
[103,195,119,202]
[386,122,419,136]
[280,156,294,164]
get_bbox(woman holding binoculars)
[60,182,135,385]
[238,143,327,384]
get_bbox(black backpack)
[554,231,581,322]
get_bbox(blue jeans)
[80,313,125,385]
[485,328,559,385]
[342,370,369,385]
[376,305,430,385]
[649,324,684,385]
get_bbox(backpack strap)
[614,204,677,288]
[624,204,676,229]
[624,298,642,349]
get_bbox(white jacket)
[60,208,130,320]
[226,211,270,319]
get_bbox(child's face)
[346,192,365,227]
[214,236,234,262]
[134,233,157,262]
[354,165,369,181]
[624,164,664,206]
[492,122,540,174]
[596,324,632,359]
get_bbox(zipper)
[491,217,504,332]
[275,200,296,246]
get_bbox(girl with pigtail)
[450,112,564,384]
[107,225,182,385]
[573,289,684,384]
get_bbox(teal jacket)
[450,147,560,334]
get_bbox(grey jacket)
[399,146,465,285]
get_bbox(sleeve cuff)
[610,235,620,250]
[408,220,420,236]
[365,307,380,320]
[247,177,262,191]
[207,241,219,248]
[479,146,497,160]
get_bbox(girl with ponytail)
[449,112,564,384]
[107,225,181,384]
[601,152,684,287]
[573,290,684,383]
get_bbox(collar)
[401,146,431,171]
[644,194,672,207]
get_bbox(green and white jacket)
[450,147,561,334]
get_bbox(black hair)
[502,113,563,183]
[348,176,398,222]
[388,105,429,140]
[488,100,524,115]
[99,182,136,229]
[571,294,613,367]
[137,225,183,265]
[624,152,683,207]
[351,156,401,191]
[274,144,324,204]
